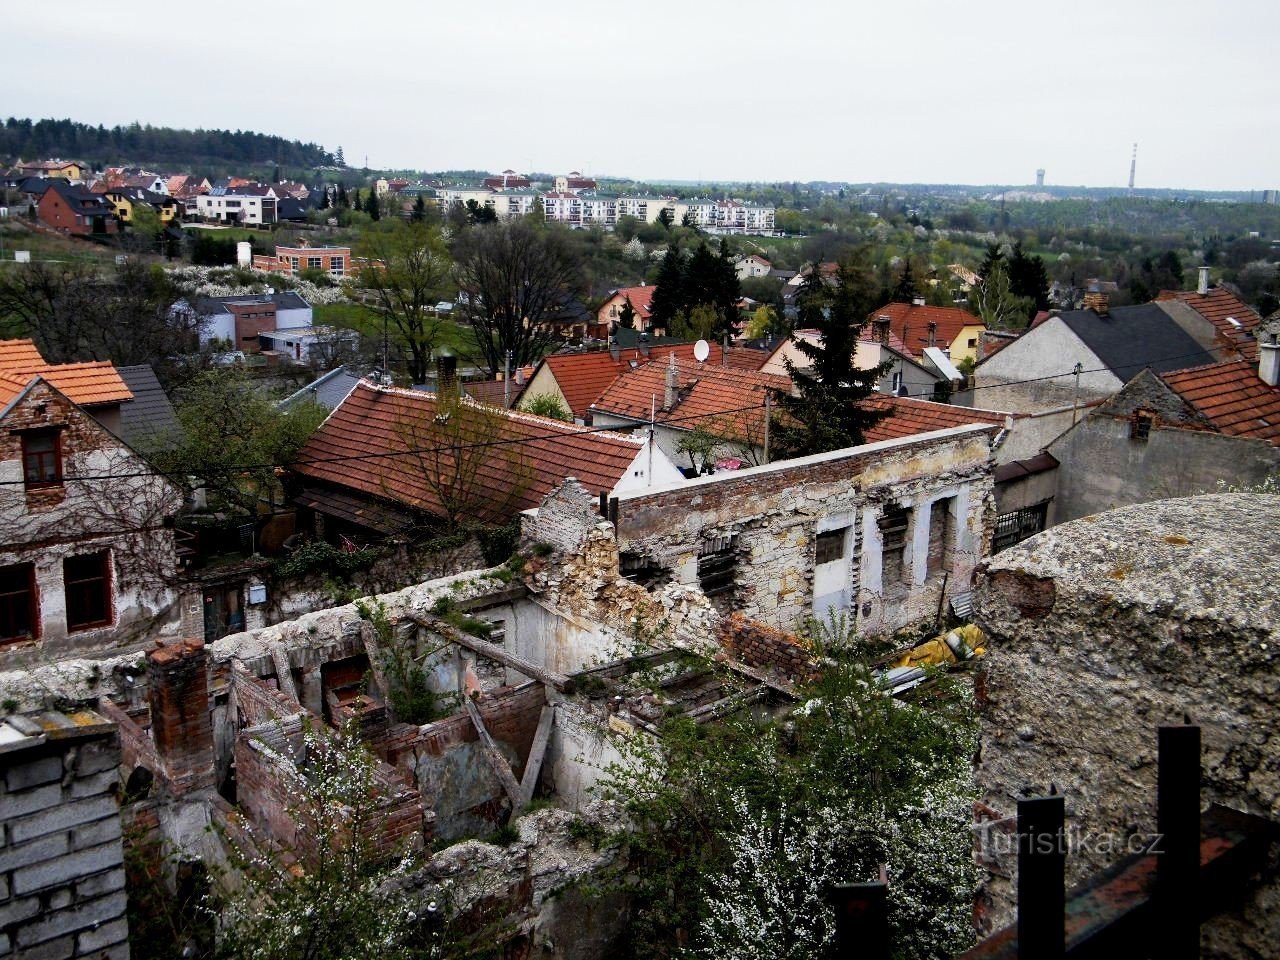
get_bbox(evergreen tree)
[977,243,1003,281]
[319,187,331,210]
[649,245,686,333]
[411,194,426,222]
[657,207,675,230]
[337,183,349,208]
[335,145,345,166]
[772,255,891,458]
[271,164,281,183]
[891,259,919,303]
[1006,242,1050,311]
[366,188,381,221]
[794,262,830,330]
[616,297,637,329]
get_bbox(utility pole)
[1071,362,1083,425]
[503,350,512,408]
[382,312,389,384]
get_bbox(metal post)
[762,391,771,465]
[1157,724,1201,959]
[1070,362,1083,425]
[504,350,512,408]
[1017,794,1066,960]
[826,882,889,960]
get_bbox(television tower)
[1128,143,1137,195]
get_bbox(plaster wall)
[973,317,1120,412]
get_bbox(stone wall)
[0,710,130,960]
[971,494,1280,958]
[608,426,997,637]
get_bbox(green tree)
[1006,242,1050,311]
[356,222,455,383]
[365,189,381,222]
[616,296,638,330]
[969,260,1035,329]
[793,262,830,330]
[411,195,426,222]
[648,246,686,333]
[150,369,327,516]
[890,259,919,303]
[657,207,675,230]
[519,392,572,421]
[771,256,890,457]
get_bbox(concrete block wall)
[0,712,130,960]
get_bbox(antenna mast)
[1128,143,1137,195]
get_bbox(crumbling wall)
[716,612,816,683]
[972,493,1280,958]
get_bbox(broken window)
[0,562,37,644]
[64,551,112,631]
[878,509,911,585]
[621,551,669,589]
[1131,412,1153,441]
[21,429,62,489]
[927,498,954,576]
[697,535,738,597]
[815,528,847,565]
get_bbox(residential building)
[542,191,582,225]
[1048,334,1280,522]
[555,172,598,194]
[760,328,946,398]
[522,341,769,423]
[252,244,352,278]
[18,158,87,180]
[1155,272,1265,360]
[289,381,684,539]
[616,195,675,224]
[672,199,776,235]
[166,174,211,198]
[596,285,657,334]
[971,295,1217,413]
[115,364,181,451]
[866,300,988,366]
[196,184,278,225]
[0,341,183,663]
[36,180,118,235]
[278,366,367,412]
[192,291,314,353]
[103,186,182,223]
[735,254,773,280]
[483,169,532,191]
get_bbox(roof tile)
[1160,359,1280,444]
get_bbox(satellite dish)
[693,339,710,363]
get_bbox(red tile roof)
[1159,359,1280,444]
[541,343,766,419]
[293,382,649,524]
[591,359,792,442]
[602,286,656,322]
[1156,287,1263,360]
[867,303,984,357]
[0,339,133,409]
[862,396,1007,443]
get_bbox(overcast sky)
[4,0,1277,190]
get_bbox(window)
[927,497,954,575]
[64,551,112,631]
[815,528,847,565]
[697,535,738,597]
[994,502,1049,553]
[0,563,37,644]
[289,257,300,271]
[891,371,903,395]
[330,257,344,276]
[1132,413,1153,441]
[968,338,977,348]
[21,429,62,488]
[307,256,322,270]
[878,508,911,584]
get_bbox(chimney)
[928,321,937,348]
[639,332,651,359]
[436,354,458,395]
[1260,331,1280,387]
[722,332,730,367]
[1197,266,1210,295]
[147,638,215,796]
[609,336,620,361]
[1083,291,1110,315]
[875,316,891,344]
[663,354,678,411]
[912,296,926,307]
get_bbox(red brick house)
[37,180,118,235]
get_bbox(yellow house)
[21,159,87,180]
[866,301,986,367]
[104,189,181,224]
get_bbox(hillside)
[1,117,336,171]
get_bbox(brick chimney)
[1197,266,1210,295]
[663,354,679,411]
[147,638,215,796]
[874,316,891,344]
[1260,331,1280,387]
[1083,291,1109,314]
[435,354,458,396]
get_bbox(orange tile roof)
[591,359,792,442]
[542,343,764,419]
[862,396,1007,443]
[0,339,133,409]
[602,286,657,321]
[1156,288,1262,360]
[293,382,649,524]
[1159,359,1280,444]
[867,303,984,357]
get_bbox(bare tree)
[453,220,586,376]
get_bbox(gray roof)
[195,291,311,315]
[1057,303,1216,378]
[278,366,364,411]
[116,365,180,450]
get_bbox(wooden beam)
[411,615,575,693]
[517,705,556,808]
[463,698,522,805]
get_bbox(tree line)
[0,117,335,169]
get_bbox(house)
[522,341,769,423]
[36,180,118,235]
[555,172,598,194]
[196,184,278,225]
[278,366,366,411]
[1155,270,1264,360]
[115,364,180,450]
[0,342,184,662]
[19,159,87,181]
[483,169,533,191]
[596,285,657,333]
[971,294,1218,413]
[589,357,793,472]
[289,381,684,539]
[735,254,773,280]
[1048,331,1280,523]
[166,174,211,198]
[760,328,946,398]
[253,244,352,278]
[193,291,314,354]
[865,300,988,366]
[103,186,182,223]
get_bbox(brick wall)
[716,613,816,682]
[146,638,215,796]
[0,712,130,960]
